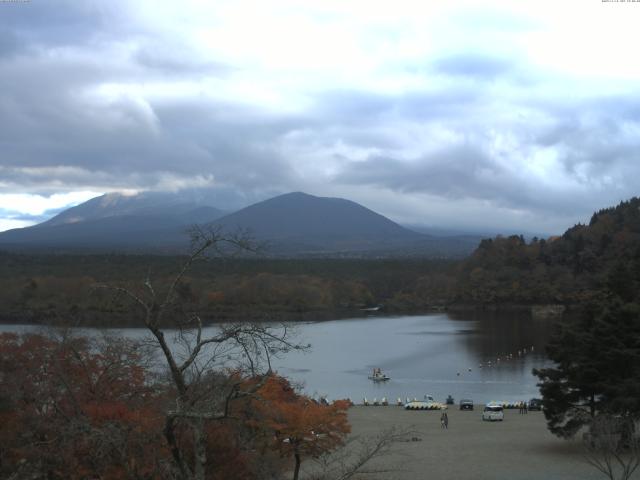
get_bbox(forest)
[452,197,640,306]
[2,198,640,326]
[0,254,454,326]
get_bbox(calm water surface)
[273,312,553,404]
[1,312,554,405]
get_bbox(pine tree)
[534,296,640,438]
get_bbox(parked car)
[482,404,504,421]
[528,398,543,411]
[459,399,474,410]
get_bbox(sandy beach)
[323,406,639,480]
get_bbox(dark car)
[528,398,543,411]
[459,399,474,410]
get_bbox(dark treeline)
[0,253,455,326]
[4,197,640,326]
[452,197,640,306]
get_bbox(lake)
[272,312,554,405]
[0,311,555,405]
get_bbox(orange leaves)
[0,333,164,479]
[250,375,351,458]
[0,334,351,479]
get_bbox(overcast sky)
[1,0,639,235]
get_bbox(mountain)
[209,192,480,256]
[0,191,480,257]
[0,192,227,252]
[211,192,420,253]
[39,192,226,227]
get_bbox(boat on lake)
[368,367,390,382]
[360,306,381,312]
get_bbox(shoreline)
[0,303,567,328]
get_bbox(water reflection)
[448,310,554,369]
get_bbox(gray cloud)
[0,206,68,223]
[0,0,306,200]
[0,1,126,51]
[133,44,232,77]
[1,1,640,234]
[432,53,513,79]
[328,88,640,219]
[0,27,27,58]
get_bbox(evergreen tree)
[534,296,640,438]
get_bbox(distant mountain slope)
[213,192,419,241]
[209,192,483,256]
[0,215,190,251]
[0,192,226,252]
[40,192,225,227]
[0,191,480,257]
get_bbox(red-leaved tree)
[246,376,351,480]
[0,332,165,479]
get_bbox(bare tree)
[97,226,307,480]
[583,414,640,480]
[305,426,415,480]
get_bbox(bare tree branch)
[92,226,305,480]
[583,414,640,480]
[306,426,416,480]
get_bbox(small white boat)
[360,306,381,312]
[368,368,390,382]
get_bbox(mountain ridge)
[0,191,481,257]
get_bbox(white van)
[482,403,504,421]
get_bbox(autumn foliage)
[245,376,351,480]
[0,332,164,479]
[0,332,351,480]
